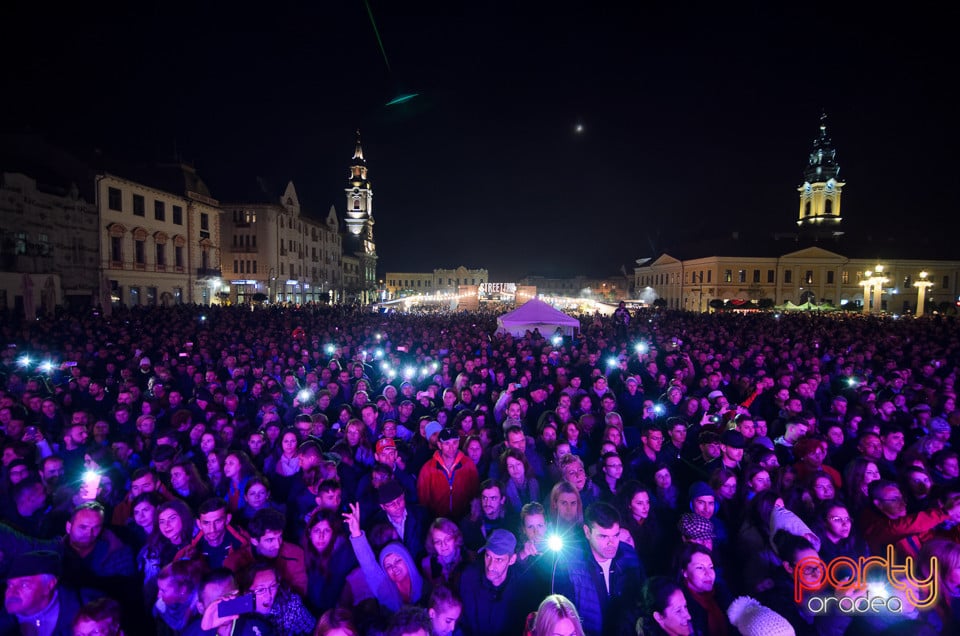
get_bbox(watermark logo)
[794,545,939,614]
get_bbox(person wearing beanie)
[792,436,842,488]
[417,428,480,519]
[726,596,795,636]
[686,482,730,557]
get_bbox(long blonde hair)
[533,595,586,636]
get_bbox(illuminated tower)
[343,130,377,302]
[797,112,844,237]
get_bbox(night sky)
[4,2,957,280]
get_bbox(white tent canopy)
[496,298,580,337]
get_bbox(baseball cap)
[376,438,397,454]
[438,428,459,443]
[678,513,715,542]
[480,529,517,556]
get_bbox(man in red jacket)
[417,427,480,519]
[861,479,960,560]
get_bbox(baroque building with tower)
[0,131,379,313]
[633,115,960,315]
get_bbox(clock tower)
[797,112,844,237]
[344,131,378,302]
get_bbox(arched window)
[824,199,833,215]
[805,201,811,217]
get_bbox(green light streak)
[364,0,391,73]
[385,93,420,106]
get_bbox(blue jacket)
[553,542,646,636]
[457,562,537,636]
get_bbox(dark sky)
[3,2,957,280]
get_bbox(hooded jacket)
[417,450,480,519]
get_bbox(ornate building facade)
[221,182,342,304]
[384,266,489,299]
[634,116,960,314]
[98,164,223,308]
[0,171,99,315]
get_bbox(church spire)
[352,129,365,163]
[803,111,840,183]
[797,112,844,234]
[347,129,370,190]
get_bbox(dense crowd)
[1,301,959,636]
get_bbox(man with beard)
[459,480,514,552]
[457,529,535,636]
[39,456,64,496]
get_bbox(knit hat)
[727,596,795,636]
[688,481,714,501]
[424,421,442,440]
[8,551,61,579]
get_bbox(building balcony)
[197,267,222,278]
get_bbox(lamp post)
[859,273,872,315]
[859,264,888,314]
[871,265,887,313]
[914,271,933,317]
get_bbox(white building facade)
[222,182,343,304]
[97,166,222,307]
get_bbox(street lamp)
[859,264,888,314]
[914,271,933,317]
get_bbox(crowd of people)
[1,301,959,636]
